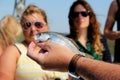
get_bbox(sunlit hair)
[68,0,104,55]
[0,15,22,50]
[20,4,48,27]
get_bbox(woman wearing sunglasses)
[0,4,68,80]
[67,1,103,79]
[67,0,112,61]
[67,1,112,79]
[67,0,102,60]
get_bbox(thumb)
[27,41,40,60]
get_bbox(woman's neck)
[22,40,30,47]
[77,30,88,48]
[77,29,87,40]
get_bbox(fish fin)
[67,38,80,50]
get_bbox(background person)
[67,0,111,62]
[104,0,120,63]
[66,0,103,79]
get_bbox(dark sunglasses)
[23,22,46,30]
[72,11,90,18]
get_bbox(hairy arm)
[104,0,120,40]
[27,42,120,80]
[76,57,120,80]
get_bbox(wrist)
[68,54,83,78]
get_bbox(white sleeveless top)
[14,43,68,80]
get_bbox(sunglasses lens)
[23,22,46,30]
[73,12,79,18]
[26,22,31,27]
[35,22,44,29]
[23,22,31,30]
[73,11,90,18]
[81,11,89,17]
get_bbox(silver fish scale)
[35,32,85,56]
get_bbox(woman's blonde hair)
[0,15,22,50]
[20,4,48,26]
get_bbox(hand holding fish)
[27,32,85,78]
[27,41,76,72]
[27,32,120,80]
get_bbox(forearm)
[104,31,120,40]
[0,74,14,80]
[0,67,15,80]
[76,57,120,80]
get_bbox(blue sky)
[0,0,114,34]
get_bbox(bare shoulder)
[107,0,118,17]
[112,0,117,5]
[0,45,20,61]
[0,45,20,79]
[110,0,118,11]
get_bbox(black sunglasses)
[23,22,46,30]
[72,11,90,18]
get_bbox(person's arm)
[0,45,20,80]
[27,42,120,80]
[0,44,3,56]
[104,0,120,40]
[76,56,120,80]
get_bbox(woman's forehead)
[24,13,44,22]
[74,4,87,11]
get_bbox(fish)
[34,32,86,78]
[34,32,85,56]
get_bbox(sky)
[0,0,114,34]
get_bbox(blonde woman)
[0,5,68,80]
